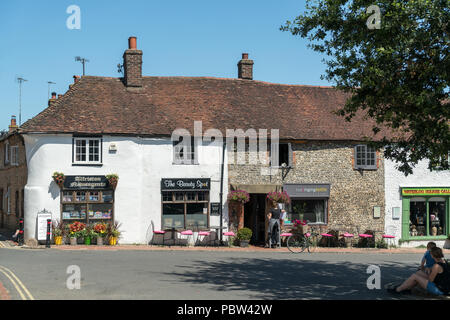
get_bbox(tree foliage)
[282,0,449,175]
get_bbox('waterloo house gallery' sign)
[402,188,450,196]
[161,178,210,191]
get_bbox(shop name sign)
[161,178,210,190]
[402,188,450,196]
[64,176,109,190]
[283,184,330,198]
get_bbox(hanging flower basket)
[52,172,65,188]
[106,174,119,190]
[227,190,250,204]
[266,191,291,204]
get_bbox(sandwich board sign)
[37,209,52,241]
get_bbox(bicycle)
[286,222,320,253]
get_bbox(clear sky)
[0,0,331,131]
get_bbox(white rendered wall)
[23,134,229,244]
[384,158,450,247]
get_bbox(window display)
[162,191,209,229]
[61,190,114,224]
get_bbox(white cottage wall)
[385,158,450,247]
[23,134,229,244]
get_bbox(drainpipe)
[219,141,226,244]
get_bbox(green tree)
[281,0,449,175]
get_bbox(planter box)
[239,240,249,247]
[70,237,77,246]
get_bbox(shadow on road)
[165,257,423,300]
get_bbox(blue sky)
[0,0,331,131]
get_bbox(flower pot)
[97,236,103,246]
[70,237,77,246]
[109,237,117,246]
[239,240,250,247]
[54,236,63,245]
[84,237,91,245]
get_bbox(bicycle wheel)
[287,234,305,253]
[306,235,318,253]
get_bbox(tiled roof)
[20,76,390,140]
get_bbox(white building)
[384,158,450,248]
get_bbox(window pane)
[175,192,184,201]
[429,200,446,236]
[197,192,209,201]
[186,203,207,228]
[290,200,326,224]
[75,191,86,202]
[186,192,196,201]
[62,204,87,221]
[63,191,73,202]
[102,191,113,202]
[162,192,173,202]
[410,200,426,236]
[88,203,113,219]
[162,203,185,229]
[89,192,100,202]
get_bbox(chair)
[382,234,395,248]
[151,221,167,246]
[320,232,333,247]
[178,230,194,246]
[196,231,211,246]
[358,229,374,248]
[342,232,355,248]
[223,231,235,246]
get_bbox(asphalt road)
[0,247,434,300]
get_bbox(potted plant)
[106,174,119,190]
[236,227,252,247]
[68,221,86,245]
[227,190,250,204]
[93,222,107,245]
[52,220,65,245]
[107,221,122,245]
[266,191,291,204]
[52,172,65,188]
[82,225,96,245]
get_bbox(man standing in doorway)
[267,202,284,248]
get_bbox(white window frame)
[354,144,377,170]
[10,146,19,166]
[73,137,102,165]
[270,142,293,168]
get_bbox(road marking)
[0,266,34,300]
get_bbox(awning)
[230,184,282,194]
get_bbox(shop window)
[429,198,446,236]
[162,191,209,229]
[410,198,427,236]
[173,136,197,165]
[73,137,102,165]
[354,145,377,170]
[61,190,113,223]
[288,199,327,224]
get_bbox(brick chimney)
[123,36,143,87]
[48,92,57,107]
[238,53,254,80]
[9,115,18,132]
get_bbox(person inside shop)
[388,247,450,296]
[266,202,285,248]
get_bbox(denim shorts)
[427,281,444,295]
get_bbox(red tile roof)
[19,76,390,140]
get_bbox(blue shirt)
[423,251,435,268]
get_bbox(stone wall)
[228,141,385,237]
[0,133,27,230]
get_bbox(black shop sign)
[64,175,110,190]
[161,178,210,191]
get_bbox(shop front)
[161,178,211,230]
[401,187,450,241]
[283,183,330,225]
[60,175,114,225]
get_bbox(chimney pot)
[51,92,57,99]
[73,75,80,83]
[242,53,249,59]
[9,115,18,132]
[128,36,137,50]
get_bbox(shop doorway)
[244,194,267,245]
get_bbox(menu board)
[37,210,52,241]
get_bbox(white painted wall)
[384,158,450,247]
[23,134,229,244]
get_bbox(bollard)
[18,218,24,246]
[46,219,51,248]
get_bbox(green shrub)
[237,228,252,241]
